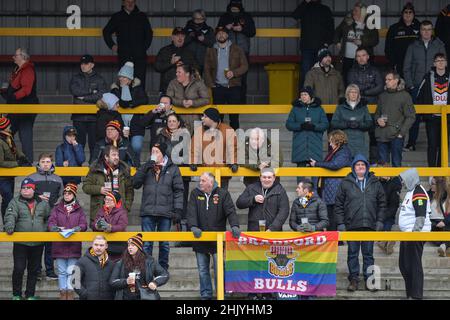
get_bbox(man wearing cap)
[304,47,345,105]
[69,54,107,163]
[103,0,153,86]
[190,107,238,190]
[55,126,85,185]
[83,145,134,224]
[91,120,137,167]
[133,142,184,270]
[0,116,30,222]
[3,178,51,300]
[154,27,197,93]
[204,26,248,130]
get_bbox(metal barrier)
[1,231,449,300]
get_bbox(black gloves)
[229,164,239,173]
[190,164,198,172]
[297,223,315,232]
[347,121,359,129]
[50,226,61,232]
[337,224,346,232]
[172,209,183,224]
[96,218,109,231]
[17,157,32,167]
[231,226,241,239]
[142,160,156,173]
[191,227,202,238]
[301,122,315,131]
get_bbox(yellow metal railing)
[1,231,449,300]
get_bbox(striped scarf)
[0,130,17,155]
[89,248,109,268]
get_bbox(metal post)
[215,168,222,187]
[216,232,225,300]
[442,106,448,167]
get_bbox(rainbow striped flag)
[225,231,339,296]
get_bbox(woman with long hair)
[430,177,450,257]
[110,234,169,300]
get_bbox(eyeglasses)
[403,10,414,14]
[435,59,447,63]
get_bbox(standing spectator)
[376,162,402,255]
[55,126,85,185]
[285,87,328,179]
[110,233,169,300]
[204,27,248,130]
[132,142,184,270]
[184,9,215,74]
[242,128,283,187]
[83,145,134,223]
[289,178,329,232]
[0,48,38,162]
[334,2,379,81]
[69,54,107,163]
[47,183,88,300]
[334,155,386,292]
[91,120,137,167]
[430,176,450,257]
[92,191,128,262]
[416,53,449,167]
[95,93,125,142]
[166,65,210,134]
[385,3,420,77]
[403,20,446,151]
[304,47,345,105]
[375,71,416,167]
[110,61,149,164]
[436,4,450,59]
[217,0,255,104]
[141,95,176,148]
[3,178,50,300]
[187,172,240,300]
[237,168,289,232]
[309,130,352,231]
[154,27,197,94]
[190,108,238,190]
[103,0,153,86]
[331,85,373,159]
[292,0,334,88]
[74,235,115,300]
[27,153,64,281]
[398,168,432,300]
[0,117,30,222]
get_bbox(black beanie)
[203,108,221,123]
[152,142,168,157]
[299,86,314,99]
[402,2,415,15]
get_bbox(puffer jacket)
[27,164,64,208]
[436,4,450,59]
[166,78,210,107]
[347,63,384,103]
[55,126,86,184]
[289,194,329,231]
[304,63,345,104]
[236,180,290,231]
[91,205,128,255]
[334,155,386,230]
[183,20,215,71]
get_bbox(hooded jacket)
[347,63,384,103]
[236,180,290,231]
[27,164,64,208]
[334,155,386,230]
[75,248,115,300]
[289,193,329,231]
[416,67,449,109]
[374,78,416,142]
[304,63,345,104]
[217,1,256,55]
[286,97,329,163]
[47,200,88,259]
[55,126,86,184]
[187,182,239,254]
[184,19,216,70]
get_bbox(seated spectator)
[111,62,149,165]
[285,87,328,181]
[289,178,329,232]
[55,126,86,185]
[430,176,450,257]
[91,120,137,167]
[91,191,128,262]
[331,84,373,159]
[309,130,352,231]
[47,183,87,300]
[154,27,197,93]
[110,233,169,300]
[96,93,125,142]
[166,64,210,134]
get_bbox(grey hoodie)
[399,168,420,192]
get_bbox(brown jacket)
[166,78,210,107]
[204,43,249,88]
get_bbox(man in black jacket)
[292,0,334,88]
[103,0,153,86]
[187,172,240,300]
[73,236,114,300]
[436,4,450,59]
[334,154,386,292]
[132,142,184,270]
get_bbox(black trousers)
[12,244,44,298]
[327,205,337,231]
[425,116,449,167]
[399,241,425,299]
[213,86,241,130]
[119,56,147,87]
[0,178,14,222]
[9,114,36,162]
[73,121,96,163]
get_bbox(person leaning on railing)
[429,176,450,257]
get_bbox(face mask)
[150,154,158,162]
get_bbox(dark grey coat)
[289,194,329,231]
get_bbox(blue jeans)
[377,137,404,167]
[55,258,77,290]
[0,178,14,222]
[347,241,374,282]
[300,49,317,88]
[141,216,171,270]
[195,252,217,300]
[131,135,144,165]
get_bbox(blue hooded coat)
[55,126,86,184]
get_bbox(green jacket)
[82,160,134,222]
[304,63,345,104]
[3,196,51,246]
[0,137,27,169]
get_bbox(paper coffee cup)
[301,217,309,224]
